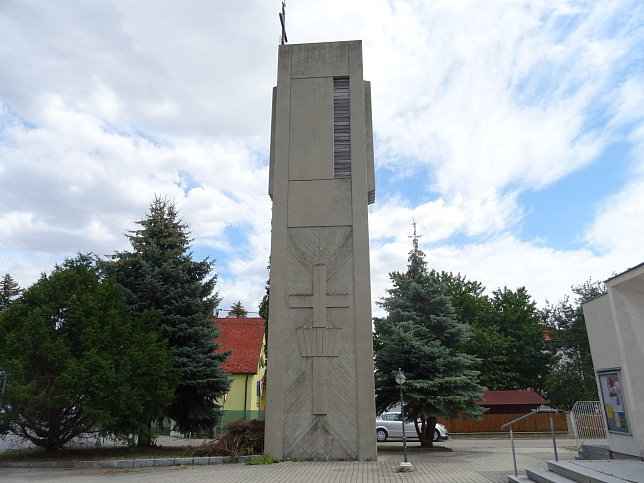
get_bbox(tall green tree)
[426,270,514,389]
[107,197,229,440]
[488,287,553,392]
[0,273,22,311]
[429,271,489,326]
[373,237,485,447]
[0,255,175,454]
[541,279,605,409]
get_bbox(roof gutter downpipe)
[244,374,250,419]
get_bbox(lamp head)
[395,368,406,385]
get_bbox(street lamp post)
[0,370,10,409]
[395,368,410,467]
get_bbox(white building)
[583,262,644,460]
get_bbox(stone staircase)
[509,460,630,482]
[508,445,644,482]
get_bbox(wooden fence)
[438,412,568,433]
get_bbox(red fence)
[438,412,568,433]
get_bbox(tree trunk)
[45,439,60,456]
[418,416,436,448]
[137,420,153,447]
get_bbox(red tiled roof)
[214,317,265,374]
[478,390,549,406]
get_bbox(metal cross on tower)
[279,1,288,45]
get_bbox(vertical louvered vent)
[333,77,351,179]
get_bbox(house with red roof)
[213,317,266,425]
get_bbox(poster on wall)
[598,370,630,433]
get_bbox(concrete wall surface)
[265,40,377,461]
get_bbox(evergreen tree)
[229,301,248,317]
[0,255,175,454]
[107,197,229,440]
[373,229,485,447]
[541,279,605,409]
[0,273,22,311]
[258,262,270,322]
[258,261,270,368]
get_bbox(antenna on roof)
[279,1,288,45]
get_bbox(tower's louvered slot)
[334,77,351,179]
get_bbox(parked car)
[376,412,449,442]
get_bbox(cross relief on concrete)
[289,263,351,415]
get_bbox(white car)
[376,411,449,442]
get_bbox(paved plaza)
[0,438,576,482]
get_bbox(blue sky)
[1,0,643,317]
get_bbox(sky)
[1,0,643,318]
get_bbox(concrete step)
[577,444,610,460]
[508,470,577,483]
[508,460,643,483]
[547,460,626,482]
[525,467,578,483]
[507,475,533,483]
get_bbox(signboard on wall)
[598,369,630,434]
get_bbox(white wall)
[583,263,644,459]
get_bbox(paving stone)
[0,438,593,482]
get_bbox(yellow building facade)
[214,317,266,430]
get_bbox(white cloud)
[374,2,614,194]
[0,96,270,289]
[1,0,643,318]
[584,177,644,265]
[369,232,616,318]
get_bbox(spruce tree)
[108,197,229,440]
[0,273,22,311]
[258,262,270,367]
[228,301,248,317]
[373,228,485,447]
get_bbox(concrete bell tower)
[265,40,377,460]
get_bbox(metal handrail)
[501,408,559,477]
